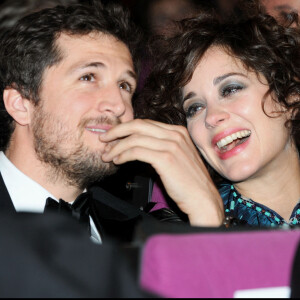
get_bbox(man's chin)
[101,160,119,176]
[71,160,119,190]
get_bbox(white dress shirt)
[0,151,101,244]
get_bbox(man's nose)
[96,86,126,117]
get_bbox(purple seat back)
[150,182,170,212]
[140,230,300,298]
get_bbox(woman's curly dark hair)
[135,4,300,152]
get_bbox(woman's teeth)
[217,130,251,149]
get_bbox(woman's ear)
[3,88,32,126]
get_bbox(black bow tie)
[45,192,90,230]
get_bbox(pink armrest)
[140,230,300,298]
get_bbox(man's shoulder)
[0,211,150,297]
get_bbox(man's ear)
[3,88,32,126]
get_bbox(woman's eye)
[80,73,95,82]
[184,103,204,119]
[221,84,243,97]
[119,81,133,93]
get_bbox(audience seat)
[140,229,300,298]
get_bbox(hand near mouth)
[100,119,224,227]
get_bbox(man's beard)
[31,104,118,190]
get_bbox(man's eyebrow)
[213,72,247,85]
[69,61,137,81]
[68,61,105,74]
[124,70,137,82]
[274,5,293,11]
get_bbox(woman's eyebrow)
[213,72,247,85]
[183,72,248,103]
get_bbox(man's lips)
[85,125,112,134]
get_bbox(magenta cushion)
[140,230,300,297]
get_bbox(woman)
[100,6,300,228]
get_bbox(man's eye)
[119,81,133,93]
[184,103,204,119]
[221,84,243,97]
[80,73,95,82]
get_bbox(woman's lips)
[216,130,251,149]
[212,128,251,160]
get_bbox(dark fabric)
[0,173,16,212]
[148,207,186,223]
[0,173,157,297]
[45,193,90,233]
[0,212,154,298]
[95,161,154,209]
[88,185,153,243]
[0,172,155,244]
[290,241,300,298]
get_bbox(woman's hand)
[100,119,224,227]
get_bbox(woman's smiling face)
[182,46,292,182]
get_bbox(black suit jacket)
[0,173,157,297]
[88,184,152,243]
[0,172,17,212]
[0,211,156,297]
[0,172,154,244]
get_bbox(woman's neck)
[234,146,300,221]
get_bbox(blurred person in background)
[133,0,202,37]
[0,0,81,38]
[214,0,300,23]
[261,0,300,19]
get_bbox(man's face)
[31,32,136,188]
[262,0,300,20]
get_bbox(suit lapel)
[0,172,16,212]
[88,186,145,242]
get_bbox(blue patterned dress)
[219,181,300,227]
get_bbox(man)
[0,0,80,39]
[261,0,300,21]
[0,1,149,244]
